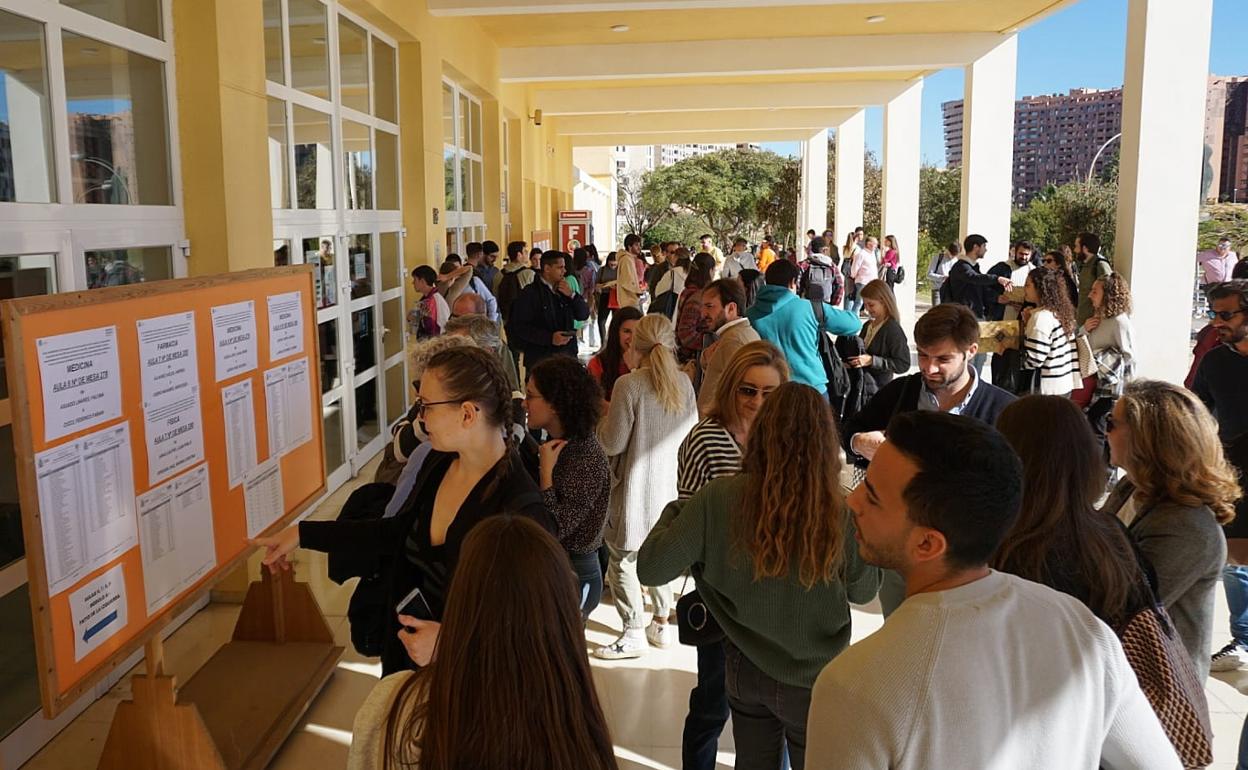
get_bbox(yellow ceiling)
[528,70,928,92]
[474,0,1073,48]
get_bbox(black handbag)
[676,575,724,646]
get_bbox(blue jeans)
[724,642,811,770]
[1224,564,1248,646]
[683,640,729,770]
[847,283,866,315]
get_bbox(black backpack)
[809,300,851,399]
[647,289,680,318]
[496,267,533,322]
[802,261,840,305]
[738,268,765,309]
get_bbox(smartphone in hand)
[395,586,434,628]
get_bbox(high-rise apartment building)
[943,78,1248,205]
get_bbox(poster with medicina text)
[1,266,327,718]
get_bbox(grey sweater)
[1112,483,1226,680]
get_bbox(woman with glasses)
[594,314,699,659]
[253,347,554,675]
[676,341,790,770]
[524,356,610,620]
[1101,380,1242,679]
[638,383,879,770]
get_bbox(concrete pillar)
[399,39,446,277]
[1115,0,1212,382]
[483,99,504,244]
[883,80,922,332]
[958,35,1017,262]
[833,110,865,244]
[799,129,829,240]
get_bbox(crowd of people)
[250,227,1248,770]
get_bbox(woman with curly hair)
[1021,267,1082,396]
[1041,248,1081,309]
[1102,380,1244,679]
[638,383,880,770]
[1072,273,1136,412]
[524,356,610,619]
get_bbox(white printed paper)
[36,423,139,596]
[211,300,258,382]
[221,380,257,488]
[267,292,304,361]
[36,326,122,442]
[243,458,284,538]
[137,464,217,615]
[69,563,128,662]
[137,312,199,408]
[263,358,313,458]
[143,394,205,485]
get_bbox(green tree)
[645,149,788,249]
[617,170,671,242]
[1198,203,1248,251]
[645,212,713,249]
[757,158,801,249]
[824,139,883,241]
[918,165,961,248]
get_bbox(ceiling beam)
[567,128,820,147]
[428,0,942,15]
[553,108,857,135]
[535,80,913,115]
[501,33,1005,82]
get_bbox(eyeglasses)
[1207,308,1247,322]
[737,384,776,399]
[1041,258,1058,266]
[412,397,463,418]
[1105,414,1117,434]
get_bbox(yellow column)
[482,100,503,243]
[399,38,446,319]
[171,0,273,275]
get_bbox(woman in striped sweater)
[675,341,790,770]
[1021,267,1082,396]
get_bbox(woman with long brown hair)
[1103,380,1243,679]
[993,395,1148,628]
[1020,267,1082,396]
[639,383,880,770]
[587,306,642,401]
[348,515,618,770]
[253,347,554,675]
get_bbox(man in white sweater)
[807,411,1180,770]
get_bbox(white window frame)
[442,77,484,255]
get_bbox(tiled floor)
[22,458,1248,769]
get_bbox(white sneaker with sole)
[646,621,674,649]
[594,631,646,660]
[1211,641,1245,672]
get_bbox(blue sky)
[761,0,1248,166]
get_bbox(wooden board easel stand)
[97,568,342,770]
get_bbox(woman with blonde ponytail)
[595,314,699,659]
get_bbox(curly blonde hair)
[1120,381,1242,525]
[1096,273,1133,318]
[738,383,847,588]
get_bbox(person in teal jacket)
[746,260,862,395]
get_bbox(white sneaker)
[594,632,646,660]
[646,621,674,649]
[1211,641,1245,672]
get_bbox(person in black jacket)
[943,234,1013,319]
[252,347,554,675]
[849,280,911,391]
[841,303,1015,616]
[505,250,590,369]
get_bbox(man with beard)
[1192,279,1248,673]
[842,303,1015,614]
[806,412,1179,770]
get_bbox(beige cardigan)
[348,671,419,770]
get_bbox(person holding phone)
[252,347,554,675]
[505,250,590,371]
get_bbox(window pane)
[381,298,402,359]
[457,93,469,151]
[337,16,368,114]
[288,0,329,100]
[317,317,340,392]
[443,148,455,212]
[384,361,407,426]
[441,84,454,146]
[375,129,397,210]
[64,32,171,205]
[0,254,56,400]
[267,98,289,208]
[85,246,171,288]
[305,236,336,309]
[470,158,483,213]
[0,11,56,204]
[352,307,376,373]
[342,119,372,210]
[347,233,373,299]
[322,400,344,475]
[379,231,400,292]
[371,38,396,123]
[273,239,291,266]
[262,0,284,84]
[459,153,469,212]
[469,100,481,155]
[0,586,41,738]
[61,0,162,40]
[355,377,379,449]
[292,105,332,209]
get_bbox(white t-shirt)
[806,571,1180,770]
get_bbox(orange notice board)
[2,267,326,718]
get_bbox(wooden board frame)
[2,266,328,718]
